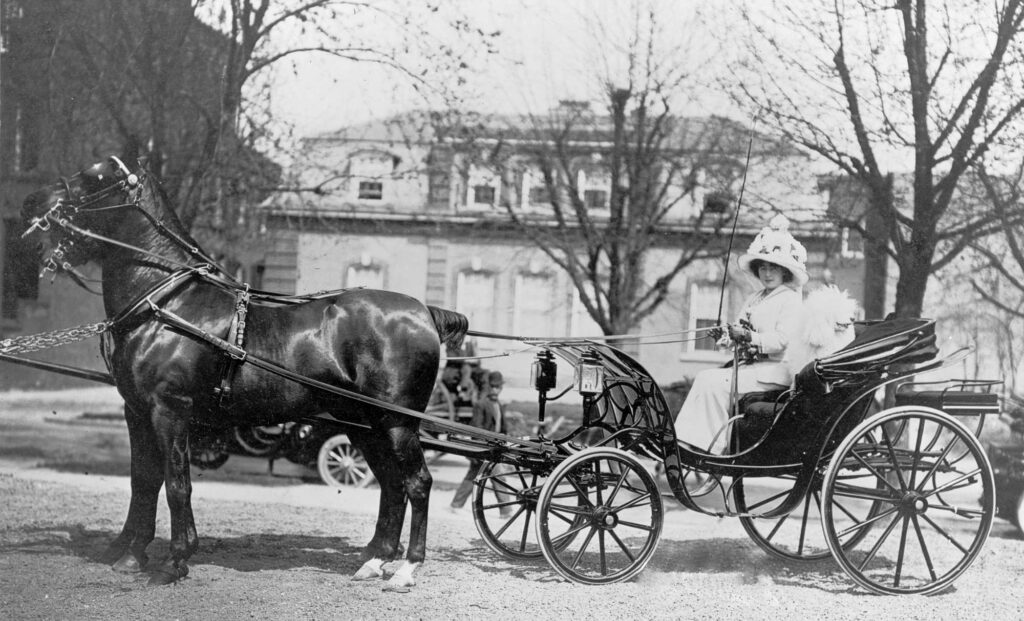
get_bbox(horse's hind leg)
[102,404,164,574]
[348,426,408,581]
[384,425,432,591]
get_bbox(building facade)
[262,111,867,387]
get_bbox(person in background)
[675,213,808,454]
[449,370,512,515]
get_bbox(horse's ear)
[121,135,142,169]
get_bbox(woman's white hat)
[737,213,809,286]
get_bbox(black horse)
[21,156,469,589]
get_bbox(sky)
[265,0,733,140]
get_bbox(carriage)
[8,156,998,594]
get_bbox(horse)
[20,156,470,590]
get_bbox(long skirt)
[674,364,787,454]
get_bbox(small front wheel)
[535,447,663,585]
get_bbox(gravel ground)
[2,388,1024,620]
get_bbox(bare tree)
[450,2,773,336]
[35,0,495,259]
[727,0,1024,319]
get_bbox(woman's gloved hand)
[728,323,752,344]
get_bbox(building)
[262,109,866,387]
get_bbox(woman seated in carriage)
[675,214,821,454]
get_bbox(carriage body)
[469,317,999,594]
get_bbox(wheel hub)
[592,506,619,529]
[899,491,929,516]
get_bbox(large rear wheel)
[821,406,995,595]
[535,447,663,585]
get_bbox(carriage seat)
[732,390,790,445]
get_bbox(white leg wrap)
[352,557,385,581]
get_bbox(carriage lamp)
[574,347,605,397]
[531,350,558,392]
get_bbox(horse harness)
[214,286,251,407]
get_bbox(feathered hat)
[737,213,809,287]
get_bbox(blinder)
[22,156,144,278]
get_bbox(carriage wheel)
[821,406,995,595]
[233,424,287,457]
[317,434,374,488]
[735,470,882,562]
[189,433,230,470]
[472,461,581,559]
[535,447,663,585]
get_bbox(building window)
[472,185,495,206]
[841,226,865,258]
[689,282,723,352]
[529,185,550,205]
[577,166,610,211]
[456,269,496,335]
[349,152,394,202]
[346,262,384,289]
[357,181,383,200]
[513,273,552,336]
[428,172,450,205]
[583,189,608,210]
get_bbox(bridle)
[22,156,226,285]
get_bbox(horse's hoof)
[146,562,187,586]
[111,553,145,574]
[352,558,385,581]
[383,561,419,592]
[100,543,129,565]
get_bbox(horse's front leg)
[148,393,199,586]
[102,404,165,573]
[385,428,432,592]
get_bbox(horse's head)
[21,156,143,273]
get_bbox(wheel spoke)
[766,513,791,542]
[838,505,898,540]
[894,515,910,587]
[908,418,926,491]
[598,529,608,575]
[797,490,813,555]
[881,425,909,491]
[611,492,653,513]
[849,449,901,495]
[551,521,590,548]
[607,528,637,562]
[571,526,599,570]
[911,513,938,582]
[919,512,970,555]
[616,519,655,532]
[914,434,963,494]
[856,512,901,572]
[745,487,791,512]
[921,468,982,501]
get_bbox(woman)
[675,213,808,454]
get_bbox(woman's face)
[757,262,786,290]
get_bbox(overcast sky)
[267,0,732,139]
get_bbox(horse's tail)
[427,305,469,352]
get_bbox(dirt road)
[2,388,1023,620]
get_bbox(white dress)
[675,285,802,454]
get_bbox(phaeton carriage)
[6,156,999,594]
